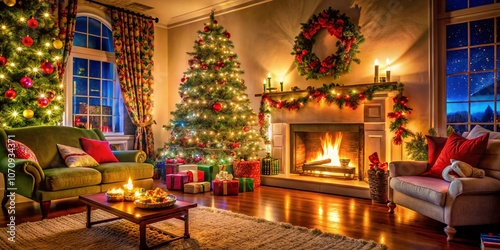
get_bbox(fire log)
[303,158,331,166]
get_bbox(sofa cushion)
[390,176,450,206]
[8,140,39,164]
[57,144,99,168]
[43,167,102,191]
[94,162,154,183]
[426,135,447,170]
[80,137,119,163]
[466,125,500,139]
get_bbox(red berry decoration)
[37,96,49,108]
[19,76,33,88]
[41,61,54,74]
[0,56,6,66]
[22,35,33,47]
[203,26,210,32]
[212,102,222,112]
[4,89,16,100]
[46,90,55,101]
[224,32,231,38]
[27,17,38,29]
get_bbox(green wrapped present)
[236,177,254,192]
[197,165,216,183]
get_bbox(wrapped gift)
[155,161,166,182]
[212,171,239,196]
[233,160,261,187]
[197,165,216,183]
[179,164,198,172]
[214,164,233,175]
[166,173,189,191]
[261,153,280,175]
[165,163,178,175]
[184,181,211,194]
[236,177,254,192]
[179,170,204,183]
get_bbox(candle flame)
[124,177,133,190]
[386,58,390,66]
[374,59,379,66]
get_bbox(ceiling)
[88,0,269,28]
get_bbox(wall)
[163,0,431,161]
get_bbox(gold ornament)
[23,107,34,119]
[3,0,16,7]
[53,39,63,49]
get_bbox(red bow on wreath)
[368,152,388,172]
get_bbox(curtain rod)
[86,0,159,23]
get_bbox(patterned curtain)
[49,0,78,81]
[110,10,155,159]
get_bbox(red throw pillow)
[426,135,448,169]
[422,132,489,179]
[80,137,119,163]
[6,140,39,164]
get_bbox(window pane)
[102,62,113,79]
[446,74,468,102]
[471,102,494,122]
[102,80,114,97]
[102,98,113,114]
[470,46,494,71]
[470,72,494,100]
[446,49,468,74]
[447,102,469,122]
[73,58,88,76]
[101,116,112,132]
[450,125,468,135]
[89,60,101,78]
[89,116,101,129]
[476,124,495,130]
[88,35,101,50]
[89,79,100,97]
[446,23,468,48]
[74,115,86,127]
[76,17,87,32]
[102,38,113,52]
[74,97,88,114]
[470,0,494,8]
[446,0,467,11]
[73,33,87,48]
[89,98,101,111]
[89,18,101,36]
[471,18,494,46]
[73,77,88,95]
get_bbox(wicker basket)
[367,169,389,204]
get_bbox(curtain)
[49,0,78,81]
[110,10,155,159]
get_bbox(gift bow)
[368,152,388,171]
[216,171,233,181]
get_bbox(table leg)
[139,222,147,249]
[184,210,190,238]
[86,205,91,228]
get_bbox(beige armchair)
[387,139,500,240]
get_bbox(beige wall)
[160,0,431,161]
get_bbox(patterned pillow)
[6,140,39,164]
[56,144,99,168]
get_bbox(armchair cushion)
[426,135,447,169]
[43,167,101,191]
[80,137,119,163]
[390,176,449,206]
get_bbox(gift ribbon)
[189,170,198,182]
[216,171,233,181]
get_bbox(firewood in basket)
[303,159,332,166]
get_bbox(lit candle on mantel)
[263,79,266,92]
[374,59,379,83]
[386,58,391,82]
[279,77,284,92]
[267,73,271,89]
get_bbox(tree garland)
[291,7,365,80]
[259,82,413,145]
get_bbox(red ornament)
[37,96,49,108]
[0,56,6,66]
[46,90,55,101]
[224,32,231,38]
[212,102,222,112]
[180,77,186,82]
[228,56,233,61]
[198,39,203,45]
[203,26,210,32]
[27,17,38,29]
[19,76,33,88]
[243,126,249,132]
[22,35,33,47]
[4,89,16,100]
[213,20,218,25]
[41,61,54,74]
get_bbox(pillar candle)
[263,79,266,92]
[374,59,379,83]
[386,58,391,82]
[267,73,271,89]
[280,77,283,92]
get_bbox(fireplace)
[290,124,364,180]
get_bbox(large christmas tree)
[162,12,262,165]
[0,0,64,128]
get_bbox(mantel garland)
[258,82,413,145]
[291,7,365,80]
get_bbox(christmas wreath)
[292,7,364,80]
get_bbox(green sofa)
[0,126,154,219]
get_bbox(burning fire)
[310,132,343,166]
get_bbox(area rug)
[0,206,387,250]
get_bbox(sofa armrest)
[448,176,500,198]
[112,150,146,163]
[0,157,44,197]
[389,161,428,177]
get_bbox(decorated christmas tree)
[0,0,64,128]
[161,12,262,165]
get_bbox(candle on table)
[263,79,266,92]
[267,73,271,89]
[386,58,391,82]
[279,77,283,92]
[374,59,379,83]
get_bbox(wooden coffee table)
[79,192,197,249]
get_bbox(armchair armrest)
[448,177,500,198]
[389,161,428,177]
[0,157,44,197]
[112,150,146,163]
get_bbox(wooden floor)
[1,181,496,250]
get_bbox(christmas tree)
[0,0,64,128]
[161,12,262,165]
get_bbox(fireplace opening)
[290,124,364,180]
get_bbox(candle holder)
[106,188,124,202]
[379,77,386,83]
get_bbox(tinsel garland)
[258,82,413,145]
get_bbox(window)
[438,1,500,134]
[65,15,124,133]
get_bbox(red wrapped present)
[184,181,211,194]
[166,173,189,191]
[165,163,178,175]
[180,169,204,183]
[212,179,239,196]
[233,160,261,187]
